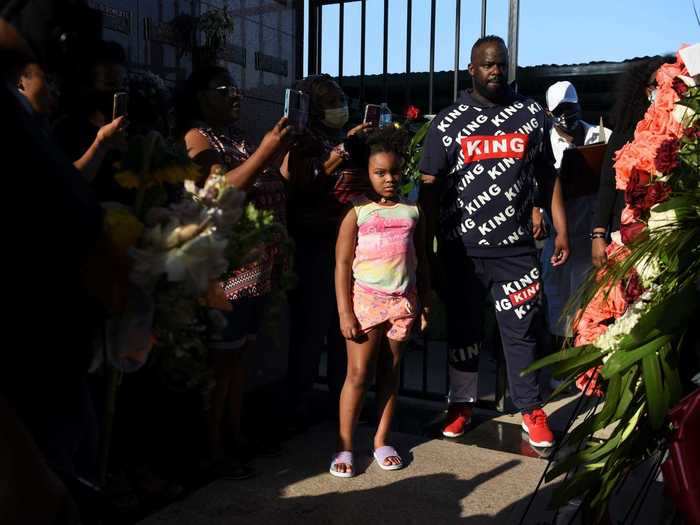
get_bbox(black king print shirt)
[420,89,557,257]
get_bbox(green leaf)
[546,373,581,400]
[627,287,697,345]
[549,470,601,510]
[642,351,667,431]
[521,345,598,376]
[612,367,640,421]
[551,349,604,379]
[601,335,672,378]
[660,339,682,409]
[547,400,643,482]
[565,372,623,445]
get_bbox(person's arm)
[415,205,432,331]
[284,122,372,183]
[536,118,569,266]
[549,177,570,266]
[186,117,291,191]
[335,206,361,340]
[73,116,128,181]
[592,132,626,267]
[531,207,546,240]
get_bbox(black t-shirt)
[420,90,557,257]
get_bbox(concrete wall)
[89,0,299,142]
[88,0,298,389]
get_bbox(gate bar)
[428,0,436,114]
[507,0,519,85]
[338,0,344,80]
[360,0,366,105]
[481,0,487,37]
[453,0,461,101]
[404,0,412,107]
[382,0,389,102]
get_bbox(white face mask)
[648,88,657,104]
[322,106,349,129]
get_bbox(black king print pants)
[440,243,545,412]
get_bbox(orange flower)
[572,241,630,346]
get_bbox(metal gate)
[307,0,521,410]
[305,0,521,113]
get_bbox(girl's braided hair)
[347,125,411,167]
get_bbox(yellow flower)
[184,164,201,181]
[153,164,201,185]
[115,170,141,189]
[105,207,144,254]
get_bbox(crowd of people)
[0,1,672,522]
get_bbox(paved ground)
[138,389,670,525]
[138,421,555,525]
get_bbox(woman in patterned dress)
[178,66,291,478]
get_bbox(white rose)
[634,254,663,288]
[648,205,678,232]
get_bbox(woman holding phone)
[282,74,372,425]
[177,66,291,479]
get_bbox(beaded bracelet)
[590,232,607,240]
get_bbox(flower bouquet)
[102,132,245,373]
[523,50,700,520]
[396,105,433,201]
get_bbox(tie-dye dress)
[350,195,420,341]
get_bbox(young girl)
[331,127,430,478]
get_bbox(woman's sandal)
[329,451,354,478]
[373,445,404,471]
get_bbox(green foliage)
[524,82,700,519]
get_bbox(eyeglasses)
[212,85,241,98]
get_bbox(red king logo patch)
[460,133,529,163]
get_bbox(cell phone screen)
[284,89,309,133]
[112,92,128,120]
[364,104,380,126]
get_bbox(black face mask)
[553,111,581,134]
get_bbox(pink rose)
[624,168,651,208]
[654,138,680,173]
[642,182,672,210]
[672,77,689,96]
[620,205,640,225]
[621,221,647,245]
[655,60,687,88]
[623,271,644,304]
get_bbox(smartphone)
[364,104,381,127]
[283,88,309,133]
[112,91,128,120]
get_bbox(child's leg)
[335,328,384,474]
[374,336,405,465]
